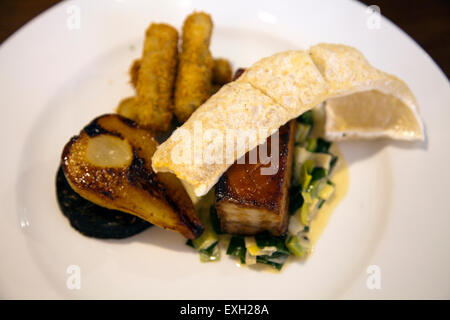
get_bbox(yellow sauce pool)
[308,143,349,250]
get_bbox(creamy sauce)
[275,143,348,271]
[308,143,349,250]
[306,105,350,254]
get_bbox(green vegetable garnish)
[295,123,311,144]
[329,155,338,174]
[319,183,335,201]
[315,138,332,153]
[317,199,326,209]
[305,137,317,152]
[256,253,289,270]
[254,232,290,255]
[297,110,314,126]
[199,241,220,262]
[289,185,304,214]
[227,236,247,264]
[286,235,307,257]
[311,167,327,181]
[300,159,314,191]
[193,227,218,250]
[186,205,220,262]
[299,202,309,226]
[185,239,195,248]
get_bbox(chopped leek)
[254,232,290,255]
[305,137,317,152]
[299,202,309,226]
[311,167,327,182]
[244,237,260,256]
[227,236,246,264]
[300,159,314,191]
[301,191,312,204]
[317,199,326,209]
[329,155,338,174]
[286,235,307,257]
[256,252,289,270]
[295,123,311,144]
[297,233,311,250]
[294,146,312,164]
[297,110,314,125]
[289,185,304,214]
[308,177,328,199]
[315,138,332,153]
[310,152,333,171]
[288,208,304,235]
[319,183,335,201]
[193,227,217,250]
[245,250,257,265]
[188,205,220,262]
[294,147,333,171]
[310,197,319,211]
[199,241,220,262]
[185,239,195,248]
[245,237,277,256]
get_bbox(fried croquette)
[129,59,141,88]
[174,12,214,123]
[117,96,137,120]
[134,23,178,133]
[212,58,232,86]
[130,57,231,96]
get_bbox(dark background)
[0,0,448,77]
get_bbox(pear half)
[61,114,203,239]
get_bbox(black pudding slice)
[56,165,152,239]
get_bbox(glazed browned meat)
[215,120,295,236]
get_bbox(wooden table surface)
[0,0,448,77]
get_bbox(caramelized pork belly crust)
[215,120,295,236]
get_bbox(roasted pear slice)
[61,114,203,239]
[56,165,152,239]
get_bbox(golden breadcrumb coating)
[131,57,230,96]
[129,59,141,88]
[134,23,178,133]
[174,12,214,123]
[116,96,137,120]
[212,58,232,86]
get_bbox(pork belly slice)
[215,120,295,236]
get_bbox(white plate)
[1,0,449,299]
